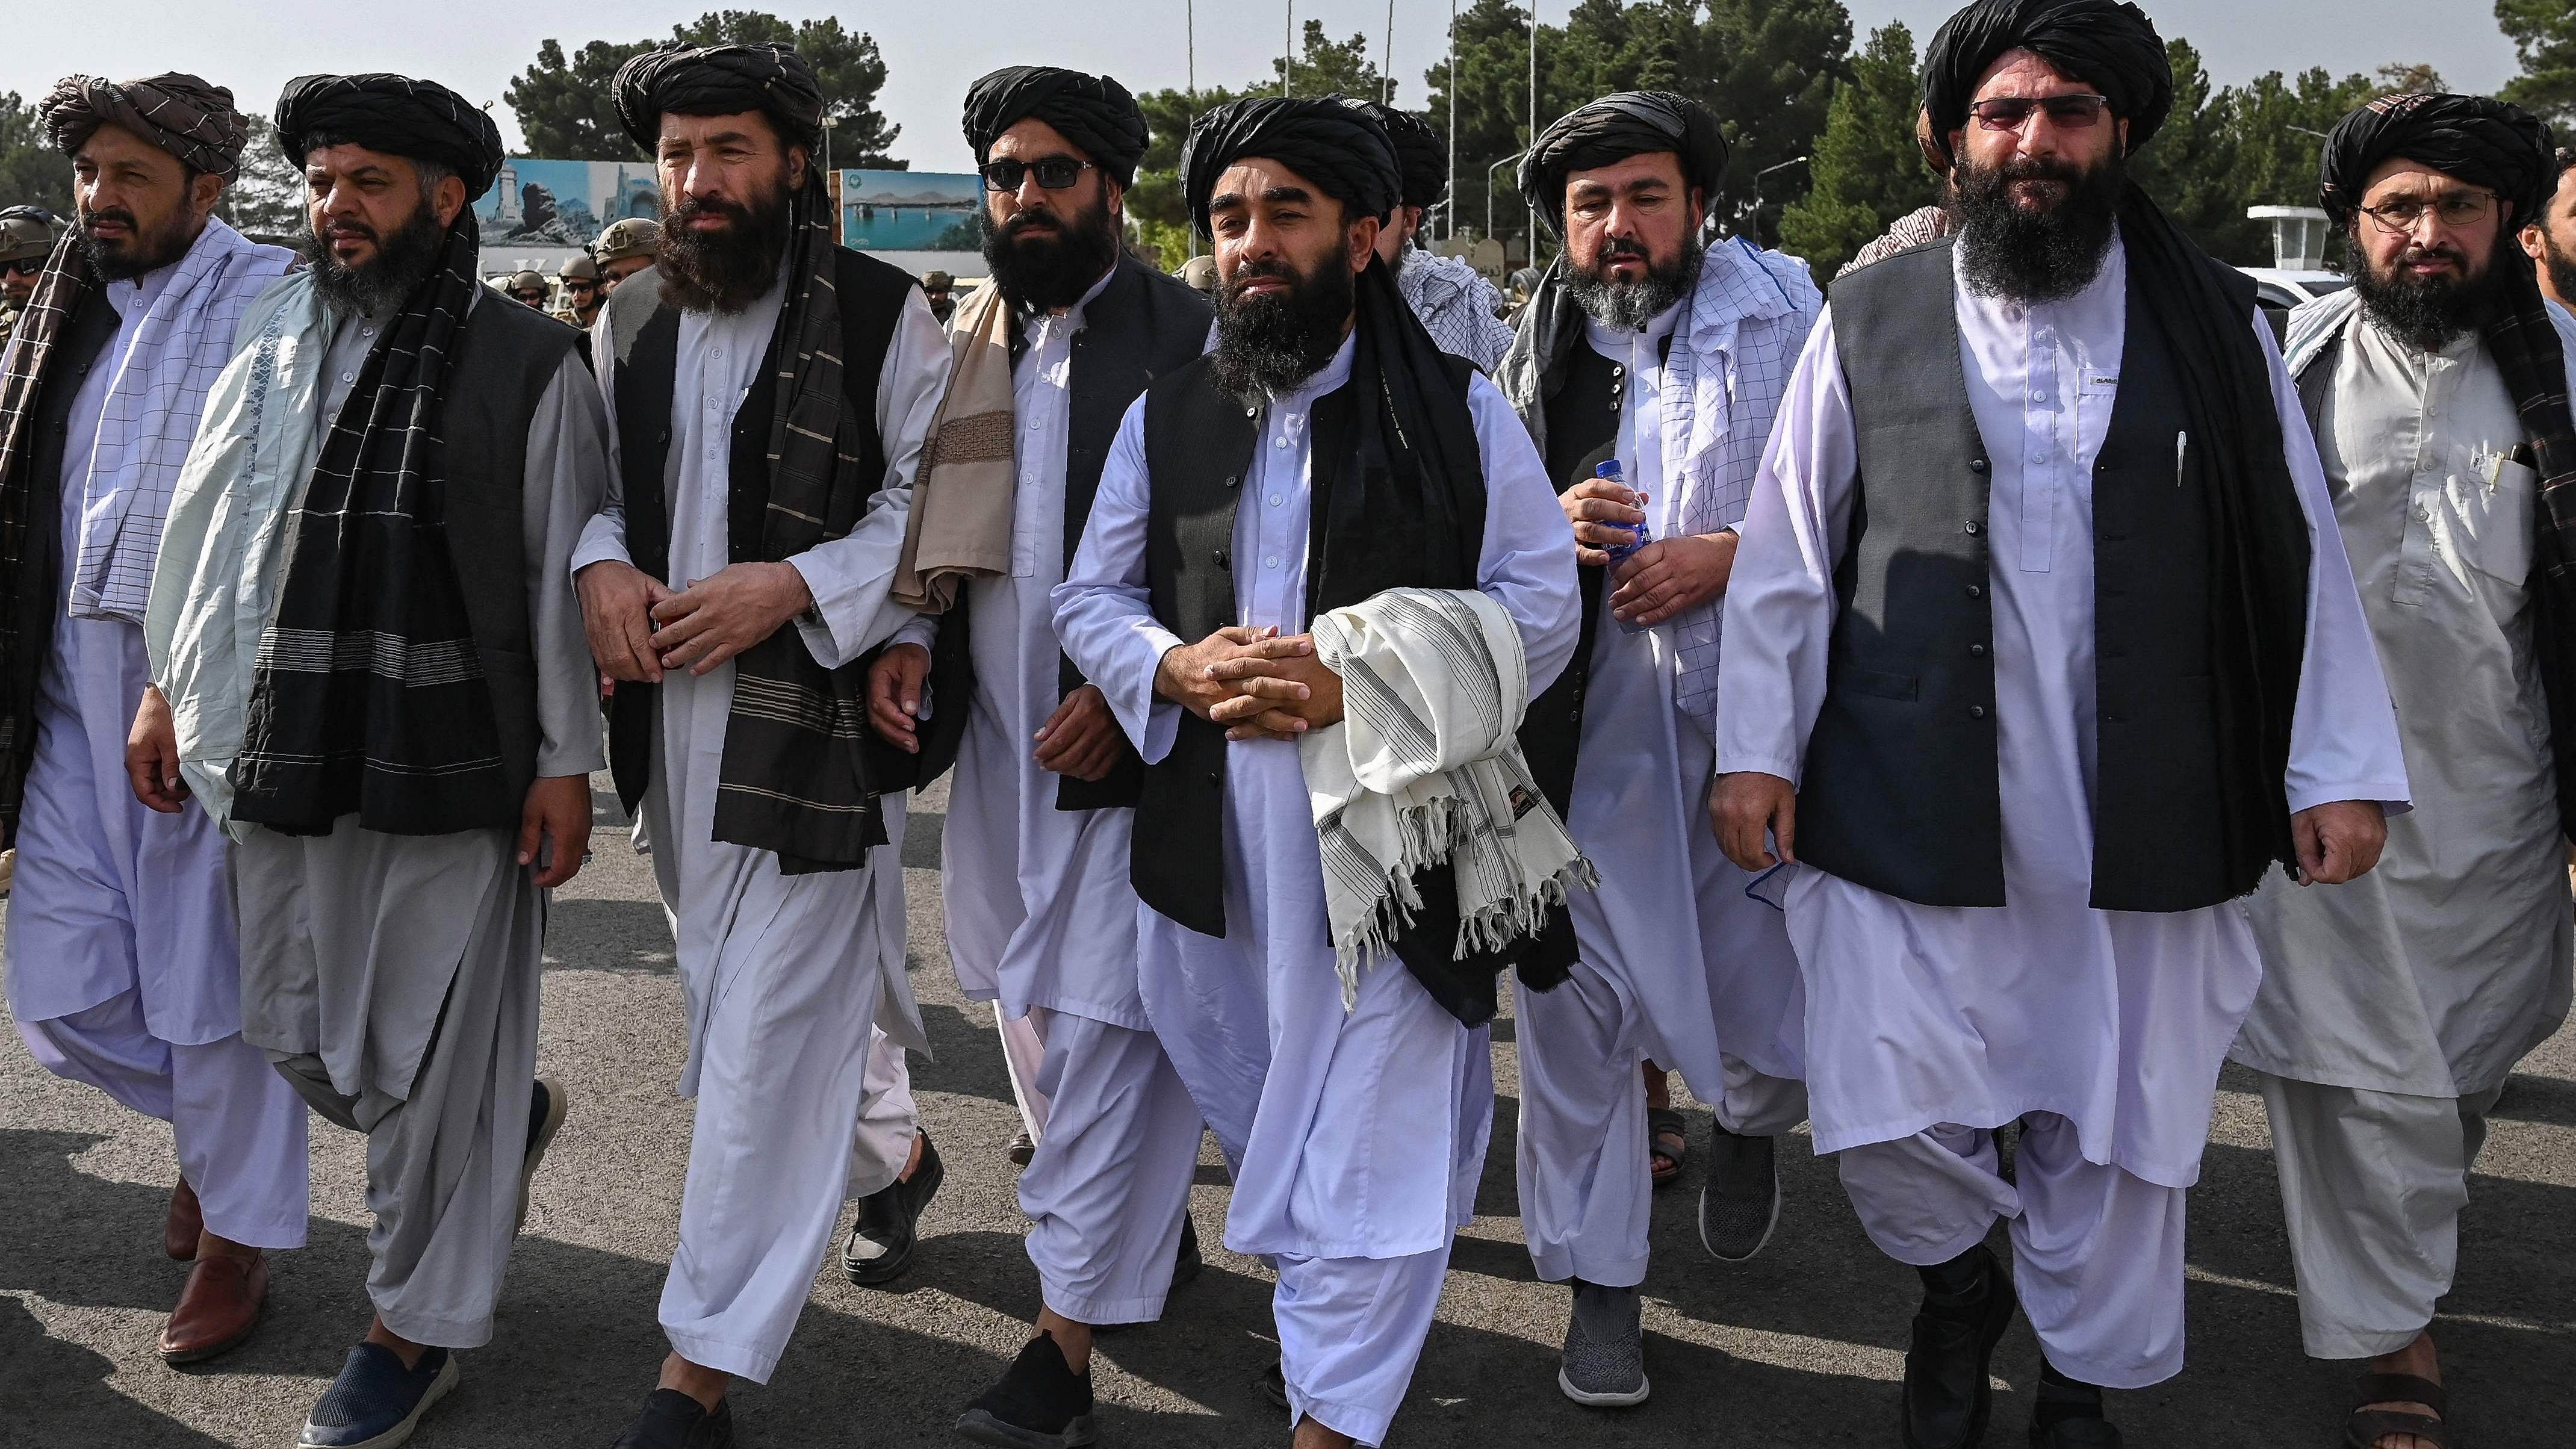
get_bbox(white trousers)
[847,1026,918,1200]
[2254,1069,2501,1359]
[1835,1112,2188,1388]
[1017,1012,1203,1325]
[997,1005,1051,1142]
[19,990,309,1249]
[1513,959,1806,1286]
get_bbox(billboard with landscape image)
[840,170,983,252]
[474,159,664,246]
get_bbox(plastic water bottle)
[1595,458,1653,633]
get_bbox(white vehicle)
[2241,266,2351,312]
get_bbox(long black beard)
[1566,234,1702,332]
[1951,150,2126,304]
[301,202,448,318]
[2354,232,2513,353]
[2543,226,2576,311]
[657,181,794,315]
[1212,253,1353,401]
[984,196,1121,312]
[79,200,198,282]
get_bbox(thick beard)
[2540,224,2576,311]
[658,174,794,314]
[984,194,1121,312]
[79,200,197,282]
[300,200,449,317]
[1566,233,1703,332]
[1951,149,2126,304]
[2354,232,2509,353]
[1212,250,1354,401]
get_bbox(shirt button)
[340,371,354,382]
[1963,521,1982,536]
[1965,584,1984,599]
[1969,643,1987,657]
[1969,459,1989,474]
[1274,437,1289,448]
[1268,494,1283,506]
[2029,388,2047,402]
[713,348,723,360]
[1222,474,1240,489]
[361,326,376,338]
[1969,705,1987,719]
[1263,555,1280,569]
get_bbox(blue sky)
[8,1,2524,169]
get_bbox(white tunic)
[1716,232,2410,1188]
[575,270,952,1067]
[2238,313,2574,1098]
[1053,333,1580,1256]
[893,267,1148,1028]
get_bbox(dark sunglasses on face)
[517,290,547,303]
[979,157,1094,192]
[1969,94,2112,132]
[563,281,597,294]
[2,258,42,278]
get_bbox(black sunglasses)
[2,258,42,278]
[979,157,1094,192]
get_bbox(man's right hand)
[1712,770,1798,872]
[1561,476,1646,568]
[867,642,932,752]
[126,684,187,814]
[1155,625,1311,722]
[576,559,675,683]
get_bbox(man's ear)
[1104,175,1125,222]
[191,170,228,223]
[1349,213,1382,271]
[432,173,469,228]
[2115,116,2131,155]
[787,143,810,190]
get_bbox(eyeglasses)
[2356,190,2497,234]
[1968,94,2112,132]
[979,157,1094,192]
[2,258,42,278]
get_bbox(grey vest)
[1800,239,2239,911]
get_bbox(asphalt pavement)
[5,774,2572,1447]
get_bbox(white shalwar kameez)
[1515,301,1808,1291]
[1055,335,1578,1445]
[575,273,949,1383]
[2239,302,2575,1359]
[890,267,1203,1324]
[6,259,308,1252]
[1716,233,2409,1388]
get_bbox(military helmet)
[0,207,58,264]
[557,253,601,284]
[508,269,547,291]
[595,217,662,264]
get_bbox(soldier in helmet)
[506,268,549,310]
[555,251,603,328]
[594,216,660,292]
[0,206,60,353]
[919,268,955,325]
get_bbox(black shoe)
[955,1332,1097,1447]
[1901,1244,2019,1449]
[1259,1358,1288,1412]
[845,1132,945,1286]
[2029,1418,2122,1447]
[1172,1213,1202,1290]
[1007,1130,1037,1167]
[299,1344,458,1448]
[610,1388,734,1448]
[2029,1359,2120,1447]
[518,1078,568,1235]
[1698,1126,1782,1262]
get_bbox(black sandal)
[1647,1107,1687,1188]
[2345,1372,2450,1448]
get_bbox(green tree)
[0,93,73,216]
[2500,0,2576,126]
[1778,22,1934,279]
[1274,19,1389,101]
[506,11,904,166]
[217,116,309,240]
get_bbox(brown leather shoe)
[159,1252,267,1364]
[166,1176,203,1261]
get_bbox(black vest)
[599,252,945,813]
[1,289,119,835]
[1799,238,2238,911]
[1041,256,1212,812]
[430,296,587,816]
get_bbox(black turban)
[274,73,504,197]
[1179,96,1400,236]
[1339,98,1447,211]
[1919,0,2171,169]
[1517,91,1727,237]
[42,73,249,179]
[2318,92,2554,226]
[961,66,1148,187]
[613,42,825,155]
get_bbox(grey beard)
[1567,239,1701,332]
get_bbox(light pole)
[1283,1,1294,97]
[1383,0,1395,105]
[1750,155,1808,232]
[1447,0,1457,241]
[1486,147,1525,243]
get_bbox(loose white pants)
[1017,1012,1203,1325]
[1835,1112,2188,1388]
[2254,1069,2501,1359]
[848,1026,919,1200]
[19,990,309,1250]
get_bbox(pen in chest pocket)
[2175,430,2188,488]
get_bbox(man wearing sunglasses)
[1713,3,2406,1445]
[2242,93,2576,1449]
[0,208,59,353]
[553,251,603,328]
[866,64,1212,1448]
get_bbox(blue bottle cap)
[1594,459,1622,479]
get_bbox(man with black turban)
[1055,95,1580,1449]
[2238,92,2575,1449]
[0,67,305,1371]
[1712,4,2409,1445]
[1488,87,1820,1407]
[138,70,609,1448]
[1337,98,1512,370]
[2518,144,2576,309]
[573,40,956,1449]
[846,63,1213,1446]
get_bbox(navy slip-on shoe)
[299,1344,459,1449]
[955,1332,1096,1448]
[610,1388,734,1448]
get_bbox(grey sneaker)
[1557,1280,1648,1407]
[1698,1125,1781,1262]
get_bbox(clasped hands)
[1158,625,1344,743]
[1560,475,1737,627]
[575,557,813,683]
